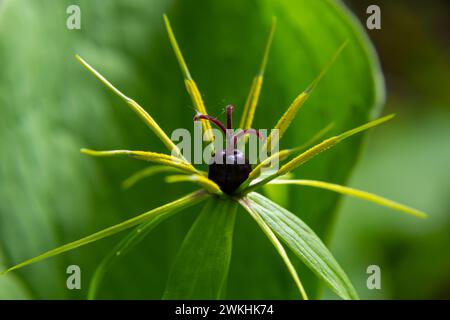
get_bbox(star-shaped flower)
[1,16,426,300]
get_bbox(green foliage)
[163,199,237,299]
[0,251,31,299]
[1,191,207,277]
[0,268,30,300]
[325,112,450,299]
[0,0,382,299]
[245,192,358,300]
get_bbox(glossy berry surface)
[194,104,262,195]
[208,149,252,195]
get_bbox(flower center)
[194,105,262,194]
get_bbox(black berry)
[208,149,252,195]
[194,105,263,195]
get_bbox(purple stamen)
[194,108,264,154]
[233,129,265,147]
[193,114,227,135]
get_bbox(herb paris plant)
[0,16,427,300]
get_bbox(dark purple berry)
[208,149,252,195]
[194,105,263,195]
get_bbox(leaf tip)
[258,16,277,77]
[387,113,396,120]
[412,209,428,219]
[75,54,87,66]
[337,113,396,141]
[121,180,132,190]
[80,148,97,156]
[305,41,348,94]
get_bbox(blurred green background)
[0,0,448,299]
[326,0,450,299]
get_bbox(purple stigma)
[226,105,234,130]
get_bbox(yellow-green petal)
[240,17,277,130]
[246,114,395,192]
[269,179,427,219]
[81,149,197,175]
[163,15,213,141]
[264,41,347,152]
[75,55,184,159]
[166,174,222,196]
[122,166,184,189]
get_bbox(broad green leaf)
[239,198,308,299]
[0,251,31,299]
[263,41,347,152]
[88,191,207,299]
[0,0,179,299]
[0,266,31,300]
[0,0,382,298]
[246,192,359,300]
[163,198,237,299]
[156,0,383,298]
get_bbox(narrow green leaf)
[122,165,183,189]
[88,196,195,299]
[239,198,308,299]
[0,253,32,299]
[1,191,208,275]
[165,174,223,195]
[246,192,358,300]
[163,198,237,299]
